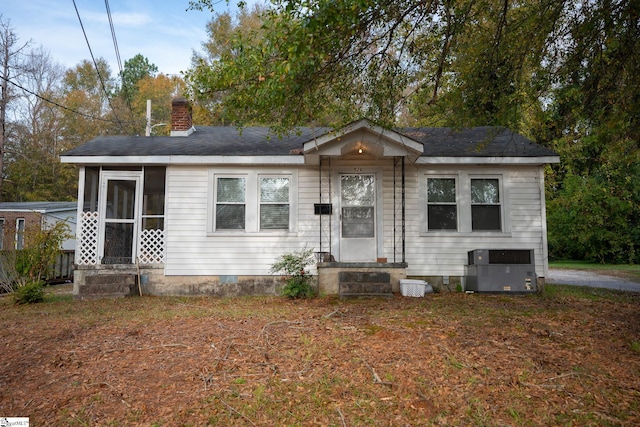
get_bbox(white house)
[60,98,559,299]
[0,202,77,251]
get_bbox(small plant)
[270,248,316,299]
[0,221,70,303]
[13,280,46,305]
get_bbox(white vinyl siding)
[408,166,545,277]
[164,163,548,279]
[165,166,301,276]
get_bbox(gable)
[302,119,424,164]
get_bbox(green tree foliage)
[119,53,158,106]
[186,0,565,132]
[189,0,640,263]
[0,221,71,304]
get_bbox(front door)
[98,172,141,264]
[340,174,377,261]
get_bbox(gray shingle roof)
[61,125,557,158]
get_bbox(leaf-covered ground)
[1,285,639,426]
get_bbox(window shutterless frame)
[470,177,502,231]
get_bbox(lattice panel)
[138,229,165,264]
[78,211,99,265]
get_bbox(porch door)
[340,174,377,261]
[99,173,141,264]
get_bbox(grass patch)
[543,283,640,303]
[550,260,640,281]
[2,288,639,426]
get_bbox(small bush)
[13,280,46,305]
[270,248,316,299]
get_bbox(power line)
[72,0,127,133]
[104,0,123,77]
[0,74,141,125]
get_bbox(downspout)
[402,157,406,263]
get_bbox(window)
[471,178,501,231]
[15,218,25,250]
[215,177,246,230]
[427,178,457,230]
[0,218,4,250]
[341,174,375,238]
[260,177,290,230]
[142,167,166,230]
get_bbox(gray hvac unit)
[465,249,536,293]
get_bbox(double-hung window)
[471,178,501,231]
[260,177,290,230]
[427,177,458,231]
[215,177,246,230]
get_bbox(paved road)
[547,268,640,292]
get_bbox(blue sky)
[2,0,245,76]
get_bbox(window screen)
[216,177,246,230]
[260,177,290,230]
[427,178,457,230]
[471,178,501,231]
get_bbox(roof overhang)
[416,156,561,165]
[60,155,305,166]
[302,119,423,165]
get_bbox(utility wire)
[104,0,137,124]
[0,74,142,125]
[72,0,127,133]
[105,0,123,76]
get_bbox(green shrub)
[270,248,316,299]
[13,280,46,305]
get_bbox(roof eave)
[416,156,560,165]
[60,155,306,165]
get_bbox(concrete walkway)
[547,268,640,293]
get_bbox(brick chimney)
[170,97,194,136]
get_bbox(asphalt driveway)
[547,268,640,292]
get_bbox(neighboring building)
[0,202,77,251]
[60,98,559,299]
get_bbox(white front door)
[98,172,142,264]
[339,174,377,262]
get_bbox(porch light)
[358,148,363,154]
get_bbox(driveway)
[547,268,640,292]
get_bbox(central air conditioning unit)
[464,249,536,293]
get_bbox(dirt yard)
[1,285,639,426]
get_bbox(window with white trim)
[215,177,246,230]
[260,176,290,230]
[471,178,501,231]
[427,177,457,231]
[15,218,25,250]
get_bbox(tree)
[188,4,266,125]
[0,15,31,201]
[2,46,70,201]
[186,0,565,133]
[119,54,158,107]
